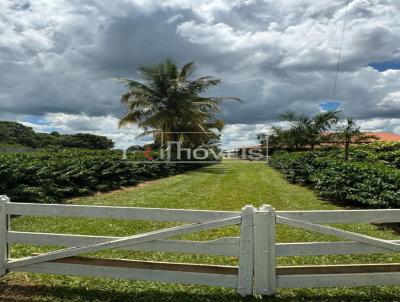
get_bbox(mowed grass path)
[1,162,399,302]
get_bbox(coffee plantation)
[0,148,208,203]
[269,142,400,208]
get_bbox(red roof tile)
[363,132,400,142]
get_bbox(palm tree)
[281,111,339,150]
[258,126,295,150]
[117,59,239,148]
[335,118,378,160]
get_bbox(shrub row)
[269,151,400,208]
[351,148,400,169]
[0,149,208,203]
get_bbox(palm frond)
[116,78,161,102]
[281,111,308,123]
[178,62,195,80]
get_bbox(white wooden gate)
[270,208,400,293]
[1,195,400,297]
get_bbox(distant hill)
[0,121,114,149]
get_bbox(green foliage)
[334,118,378,160]
[260,111,339,150]
[118,59,239,148]
[126,145,144,152]
[0,121,38,147]
[0,121,114,149]
[54,133,114,149]
[359,141,400,152]
[344,142,400,168]
[313,161,399,208]
[0,149,206,203]
[269,143,400,208]
[351,148,400,168]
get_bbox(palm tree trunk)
[344,142,350,160]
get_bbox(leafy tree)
[258,127,286,148]
[280,111,339,150]
[58,134,114,149]
[0,121,39,147]
[126,145,144,152]
[0,121,114,149]
[117,59,239,148]
[334,118,378,160]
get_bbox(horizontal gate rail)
[7,215,241,269]
[10,259,238,288]
[277,272,400,288]
[276,215,400,252]
[7,231,240,257]
[276,263,400,275]
[277,240,400,256]
[277,209,400,223]
[10,256,239,275]
[7,202,239,223]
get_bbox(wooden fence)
[0,147,39,153]
[0,195,399,297]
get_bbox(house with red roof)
[362,132,400,142]
[235,131,400,158]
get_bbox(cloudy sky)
[1,0,399,149]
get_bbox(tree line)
[258,112,377,160]
[0,121,114,150]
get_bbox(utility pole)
[266,131,269,165]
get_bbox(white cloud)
[356,118,400,133]
[20,113,153,149]
[377,91,400,109]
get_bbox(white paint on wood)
[276,263,400,275]
[10,262,238,288]
[7,202,239,223]
[254,204,276,296]
[237,205,255,296]
[276,215,400,252]
[6,201,400,292]
[277,272,400,288]
[7,216,241,269]
[277,240,400,256]
[0,196,9,277]
[264,205,277,296]
[7,232,240,256]
[10,204,399,223]
[277,209,400,223]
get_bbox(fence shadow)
[1,281,399,302]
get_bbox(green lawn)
[1,161,399,301]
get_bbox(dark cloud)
[0,0,399,140]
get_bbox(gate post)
[254,204,276,296]
[237,205,255,296]
[0,196,10,277]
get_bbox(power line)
[331,0,351,100]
